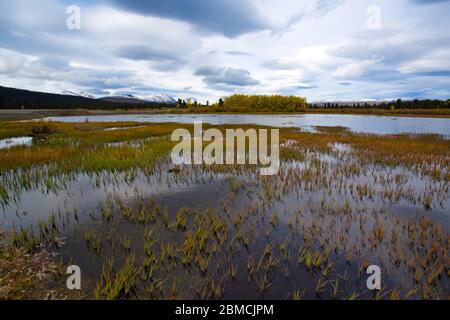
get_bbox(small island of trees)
[180,94,308,113]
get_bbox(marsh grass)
[0,224,79,299]
[0,120,449,299]
[94,255,140,300]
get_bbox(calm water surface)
[0,137,33,149]
[46,113,450,135]
[2,114,448,298]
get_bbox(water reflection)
[46,113,450,135]
[0,137,32,149]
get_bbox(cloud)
[279,83,318,95]
[296,83,318,89]
[315,0,346,16]
[332,60,378,79]
[270,11,306,37]
[414,70,450,77]
[88,88,110,96]
[0,49,139,91]
[106,0,267,37]
[115,45,178,62]
[114,45,186,71]
[411,0,450,5]
[325,32,450,86]
[0,48,26,74]
[195,66,259,87]
[225,51,253,56]
[261,59,296,70]
[0,0,449,101]
[331,35,450,66]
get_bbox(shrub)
[31,121,57,138]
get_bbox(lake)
[1,119,448,299]
[46,113,450,136]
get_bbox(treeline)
[185,94,307,113]
[0,86,175,109]
[310,99,450,110]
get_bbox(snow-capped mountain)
[99,94,146,104]
[99,93,177,104]
[61,90,95,99]
[117,93,144,100]
[144,94,177,104]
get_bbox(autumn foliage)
[212,94,307,113]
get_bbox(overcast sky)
[0,0,449,102]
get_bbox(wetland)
[0,118,448,300]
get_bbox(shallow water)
[0,167,226,229]
[46,113,450,136]
[1,146,448,299]
[0,136,32,149]
[104,126,145,131]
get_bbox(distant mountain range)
[0,85,177,109]
[144,94,177,104]
[310,99,397,107]
[61,90,177,105]
[61,90,96,99]
[97,93,177,104]
[98,94,146,104]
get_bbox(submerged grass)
[0,120,449,300]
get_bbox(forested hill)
[0,86,176,109]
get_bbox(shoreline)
[0,108,449,121]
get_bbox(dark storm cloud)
[194,66,259,87]
[106,0,267,37]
